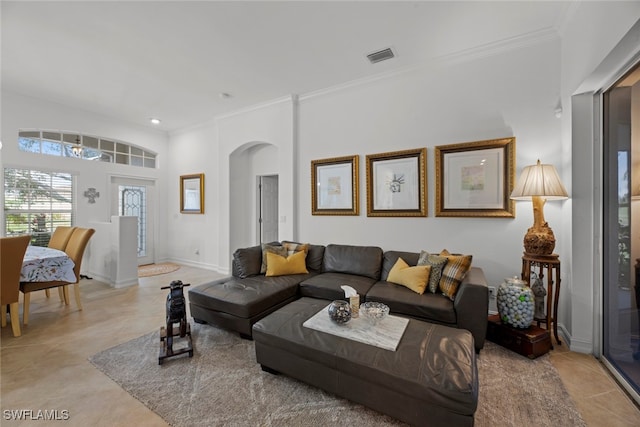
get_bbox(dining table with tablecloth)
[21,246,76,283]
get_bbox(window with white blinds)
[4,168,74,246]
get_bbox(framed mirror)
[180,173,204,214]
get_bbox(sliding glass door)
[602,62,640,400]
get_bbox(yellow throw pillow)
[260,244,287,274]
[387,257,431,295]
[265,251,309,277]
[438,249,473,300]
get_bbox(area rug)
[89,323,586,427]
[138,262,181,277]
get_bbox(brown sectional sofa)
[188,242,489,352]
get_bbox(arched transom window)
[18,130,157,169]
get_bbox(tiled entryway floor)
[1,265,639,426]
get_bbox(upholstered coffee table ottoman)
[252,297,478,427]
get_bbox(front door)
[111,176,155,266]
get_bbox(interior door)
[259,175,278,243]
[111,176,155,266]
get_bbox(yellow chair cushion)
[387,257,431,295]
[265,251,309,277]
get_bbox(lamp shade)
[510,160,568,200]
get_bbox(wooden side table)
[521,253,561,346]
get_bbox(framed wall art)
[311,155,359,215]
[366,148,427,217]
[435,137,515,218]
[180,173,204,214]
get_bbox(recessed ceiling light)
[150,118,161,125]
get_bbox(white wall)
[297,39,562,303]
[167,96,295,273]
[217,97,296,268]
[165,119,220,270]
[0,91,169,281]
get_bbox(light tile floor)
[550,339,640,426]
[1,265,639,426]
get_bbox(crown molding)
[552,0,581,38]
[170,95,297,137]
[215,95,296,122]
[300,27,559,103]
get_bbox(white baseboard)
[558,323,593,354]
[112,277,138,288]
[85,271,138,288]
[166,257,229,276]
[87,259,228,288]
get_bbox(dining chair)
[48,226,77,251]
[45,226,77,300]
[1,235,31,337]
[20,227,95,325]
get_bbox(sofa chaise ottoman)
[253,297,478,427]
[188,273,312,338]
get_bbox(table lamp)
[510,160,568,255]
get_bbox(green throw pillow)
[417,251,448,294]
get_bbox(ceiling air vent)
[367,47,395,64]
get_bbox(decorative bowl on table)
[328,300,352,325]
[360,302,389,325]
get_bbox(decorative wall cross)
[84,187,100,204]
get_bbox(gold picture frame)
[366,148,427,217]
[180,173,204,214]
[311,155,359,215]
[435,137,515,218]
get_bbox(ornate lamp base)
[521,196,557,256]
[523,224,556,255]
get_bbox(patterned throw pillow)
[438,249,473,300]
[265,251,309,277]
[282,242,309,256]
[417,251,449,293]
[387,257,431,295]
[260,244,287,274]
